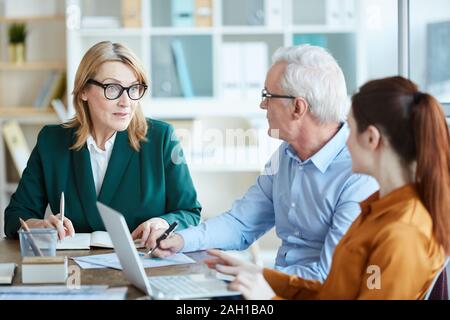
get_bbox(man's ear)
[292,97,308,120]
[365,125,381,151]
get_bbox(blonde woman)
[4,41,201,249]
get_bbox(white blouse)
[86,133,116,196]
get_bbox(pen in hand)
[147,221,179,256]
[58,191,73,238]
[60,192,65,224]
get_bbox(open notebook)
[57,231,144,250]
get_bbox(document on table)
[57,232,145,250]
[72,252,195,270]
[0,285,127,300]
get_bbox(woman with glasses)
[203,76,449,299]
[4,41,201,249]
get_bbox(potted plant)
[8,23,27,63]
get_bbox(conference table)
[0,237,214,299]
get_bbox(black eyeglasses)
[261,88,296,103]
[87,79,148,100]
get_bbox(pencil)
[19,218,43,256]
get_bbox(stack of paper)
[0,263,16,284]
[72,252,195,270]
[0,285,127,300]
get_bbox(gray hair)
[272,45,349,123]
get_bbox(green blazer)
[4,119,201,238]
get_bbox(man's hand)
[131,218,169,249]
[150,233,185,258]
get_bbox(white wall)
[358,0,399,85]
[410,0,450,100]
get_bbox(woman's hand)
[205,249,275,300]
[205,249,262,274]
[26,214,75,240]
[228,269,276,300]
[131,218,169,250]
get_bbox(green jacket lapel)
[98,130,135,205]
[72,144,102,230]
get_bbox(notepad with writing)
[0,263,16,284]
[56,231,144,250]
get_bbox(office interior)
[0,0,449,299]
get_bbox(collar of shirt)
[86,132,117,153]
[284,123,349,174]
[360,183,418,221]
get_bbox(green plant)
[8,23,27,44]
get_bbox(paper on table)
[0,285,127,300]
[58,233,91,250]
[72,252,195,270]
[72,260,106,269]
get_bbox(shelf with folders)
[65,0,362,118]
[151,35,213,99]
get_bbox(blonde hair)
[65,41,149,151]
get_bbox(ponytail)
[352,76,450,254]
[413,93,450,254]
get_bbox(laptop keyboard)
[148,275,212,296]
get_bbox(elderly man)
[150,45,379,282]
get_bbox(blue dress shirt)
[179,124,379,281]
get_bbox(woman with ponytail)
[203,76,449,299]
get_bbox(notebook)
[0,263,16,284]
[57,231,144,250]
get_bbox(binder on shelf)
[222,42,268,100]
[326,0,356,27]
[194,0,212,27]
[172,0,194,27]
[222,42,243,99]
[121,0,141,28]
[326,0,342,26]
[40,72,66,110]
[342,0,356,27]
[51,99,69,123]
[2,121,31,178]
[33,72,57,108]
[243,42,268,100]
[293,34,328,49]
[264,0,283,28]
[170,39,195,98]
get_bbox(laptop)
[96,202,240,299]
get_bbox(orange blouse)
[263,184,445,299]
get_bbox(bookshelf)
[0,61,66,71]
[0,0,66,236]
[65,0,364,118]
[0,15,65,23]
